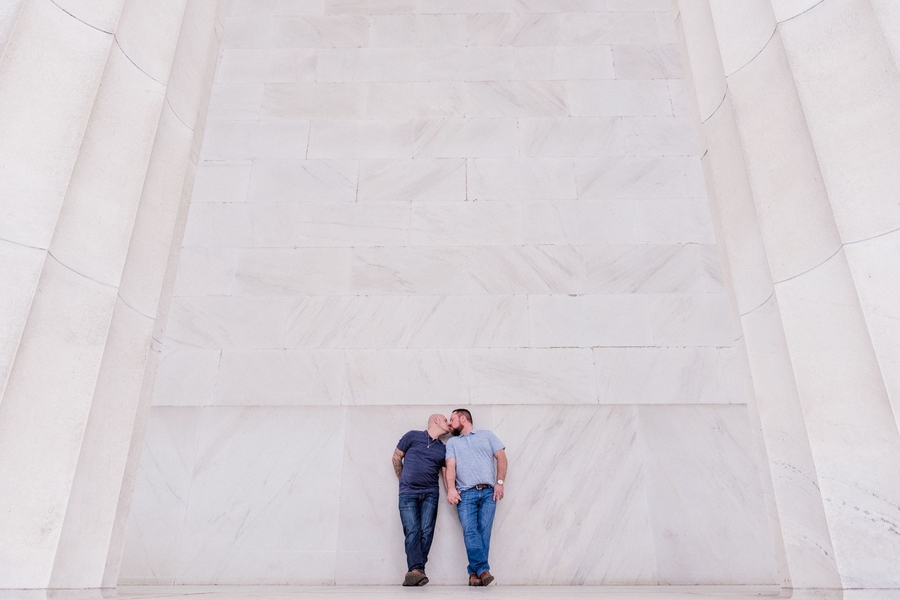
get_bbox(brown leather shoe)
[468,573,483,586]
[479,571,495,586]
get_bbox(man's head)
[449,409,473,436]
[428,413,450,435]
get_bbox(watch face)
[497,479,504,485]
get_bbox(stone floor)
[7,587,900,600]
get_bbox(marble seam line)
[117,291,155,321]
[773,244,842,285]
[701,85,728,125]
[115,37,166,86]
[725,27,777,80]
[777,0,828,24]
[47,249,117,290]
[49,0,114,34]
[167,97,195,132]
[843,223,900,246]
[740,290,774,318]
[0,235,46,252]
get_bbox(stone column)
[0,0,225,588]
[677,0,900,588]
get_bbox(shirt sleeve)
[445,439,457,460]
[488,431,505,453]
[397,430,415,453]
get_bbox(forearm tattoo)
[392,454,403,478]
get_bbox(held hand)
[493,483,504,501]
[447,489,461,505]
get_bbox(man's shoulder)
[399,430,421,445]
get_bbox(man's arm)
[493,449,507,501]
[445,458,461,504]
[392,448,405,479]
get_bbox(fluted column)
[777,0,900,435]
[676,0,842,589]
[678,0,900,588]
[0,0,225,588]
[0,0,123,401]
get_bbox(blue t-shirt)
[445,429,505,492]
[397,430,446,494]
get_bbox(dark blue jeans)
[456,487,496,576]
[398,492,439,572]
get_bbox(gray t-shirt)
[445,429,505,492]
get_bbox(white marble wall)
[121,404,776,585]
[120,0,780,586]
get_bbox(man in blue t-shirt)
[392,413,451,586]
[445,408,507,587]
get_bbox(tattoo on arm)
[392,449,405,478]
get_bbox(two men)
[392,409,508,587]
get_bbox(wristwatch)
[496,479,504,485]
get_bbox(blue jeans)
[456,487,496,576]
[398,492,439,572]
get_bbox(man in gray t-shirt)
[444,408,508,587]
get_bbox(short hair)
[452,408,473,425]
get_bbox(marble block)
[232,248,352,296]
[222,15,369,49]
[357,159,465,202]
[119,407,204,584]
[514,46,616,80]
[638,405,778,583]
[594,347,731,404]
[576,156,698,199]
[201,120,310,160]
[214,349,345,405]
[468,158,577,200]
[405,295,530,348]
[568,80,674,117]
[466,81,569,117]
[350,246,469,295]
[468,245,587,295]
[491,405,656,583]
[411,202,524,246]
[528,294,654,347]
[216,49,317,84]
[468,348,598,404]
[173,407,346,583]
[317,48,418,83]
[343,350,469,405]
[247,160,358,203]
[307,119,413,159]
[560,12,660,45]
[414,118,518,158]
[192,162,252,203]
[248,202,410,247]
[613,44,684,79]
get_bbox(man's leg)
[419,492,439,568]
[477,488,497,574]
[398,494,425,573]
[457,489,489,576]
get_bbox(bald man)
[392,414,451,586]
